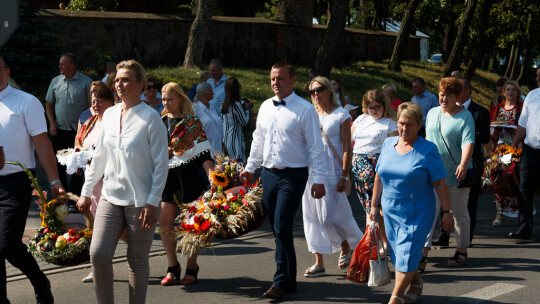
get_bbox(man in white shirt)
[206,59,228,117]
[240,63,326,300]
[0,55,65,304]
[510,67,540,241]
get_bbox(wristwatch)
[442,209,453,214]
[50,179,62,187]
[340,175,349,180]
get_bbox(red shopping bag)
[346,222,378,284]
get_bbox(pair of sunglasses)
[147,85,158,90]
[309,86,326,95]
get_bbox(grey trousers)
[90,197,159,304]
[426,186,471,249]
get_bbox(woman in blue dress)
[370,102,454,304]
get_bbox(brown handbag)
[320,129,352,195]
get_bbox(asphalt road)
[5,164,540,304]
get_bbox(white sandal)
[304,265,326,277]
[389,295,404,304]
[338,252,352,269]
[404,280,423,303]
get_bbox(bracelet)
[340,175,349,180]
[442,209,453,214]
[50,179,61,187]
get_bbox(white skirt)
[302,175,364,255]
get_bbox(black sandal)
[180,265,199,285]
[447,252,467,267]
[418,256,428,272]
[161,262,181,286]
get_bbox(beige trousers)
[90,197,160,304]
[425,186,471,249]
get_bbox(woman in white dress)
[302,76,364,277]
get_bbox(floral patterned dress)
[492,103,522,217]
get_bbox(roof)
[384,19,429,38]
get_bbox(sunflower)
[210,171,229,188]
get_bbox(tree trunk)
[443,0,479,77]
[509,44,520,80]
[463,0,491,80]
[441,22,455,63]
[504,44,515,78]
[516,13,533,84]
[387,0,421,72]
[278,0,314,27]
[360,0,367,29]
[182,0,214,69]
[327,0,333,25]
[372,0,385,29]
[308,0,350,82]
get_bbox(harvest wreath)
[174,156,265,257]
[8,162,93,266]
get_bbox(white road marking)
[450,283,526,303]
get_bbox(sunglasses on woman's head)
[309,86,326,95]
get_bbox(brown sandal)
[447,251,467,267]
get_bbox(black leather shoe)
[263,285,284,300]
[508,231,531,240]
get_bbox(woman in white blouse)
[351,89,397,247]
[77,60,169,304]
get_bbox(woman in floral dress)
[351,89,397,249]
[490,80,523,226]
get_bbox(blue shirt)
[207,74,228,117]
[411,89,439,126]
[46,71,92,131]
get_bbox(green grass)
[147,60,499,111]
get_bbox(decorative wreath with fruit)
[8,162,93,266]
[174,156,265,257]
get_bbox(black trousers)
[517,144,540,234]
[50,129,82,194]
[0,172,49,302]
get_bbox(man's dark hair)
[271,62,295,77]
[146,74,159,86]
[61,52,77,65]
[412,77,425,86]
[209,58,223,69]
[496,77,508,87]
[461,79,473,92]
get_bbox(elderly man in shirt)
[0,55,65,304]
[45,53,92,191]
[206,58,228,117]
[240,63,326,300]
[411,77,439,137]
[510,67,540,241]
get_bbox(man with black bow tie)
[241,63,326,300]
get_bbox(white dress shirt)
[518,88,540,149]
[245,92,327,184]
[81,102,169,207]
[194,101,223,155]
[0,85,48,175]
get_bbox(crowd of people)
[1,52,539,304]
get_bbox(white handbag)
[368,222,391,287]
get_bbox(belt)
[263,167,307,173]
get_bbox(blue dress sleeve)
[425,142,447,183]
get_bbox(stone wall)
[34,9,420,68]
